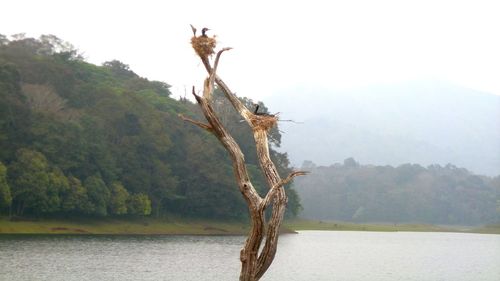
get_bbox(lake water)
[0,231,499,281]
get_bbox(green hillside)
[296,159,500,225]
[0,34,300,220]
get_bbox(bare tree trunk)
[180,27,306,281]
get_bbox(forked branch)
[260,171,309,210]
[178,113,213,132]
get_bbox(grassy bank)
[1,217,498,235]
[0,216,252,235]
[284,219,500,234]
[471,224,500,234]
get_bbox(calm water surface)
[0,231,499,281]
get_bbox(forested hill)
[296,159,500,225]
[0,35,300,219]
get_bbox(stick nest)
[251,115,278,131]
[191,36,217,58]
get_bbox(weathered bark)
[181,28,306,281]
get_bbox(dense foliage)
[0,34,300,219]
[296,159,500,225]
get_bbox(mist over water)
[1,231,499,281]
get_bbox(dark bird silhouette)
[201,28,210,37]
[253,104,275,116]
[254,104,260,114]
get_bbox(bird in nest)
[253,104,277,117]
[190,25,217,58]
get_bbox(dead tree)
[179,26,307,281]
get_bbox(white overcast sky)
[1,0,500,100]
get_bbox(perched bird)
[201,27,210,37]
[254,104,260,114]
[253,104,275,117]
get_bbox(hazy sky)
[2,0,499,100]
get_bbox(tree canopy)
[0,34,301,219]
[295,159,500,225]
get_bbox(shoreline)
[286,219,500,235]
[1,217,498,235]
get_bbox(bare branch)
[191,86,203,104]
[260,171,308,210]
[278,119,304,124]
[212,48,232,81]
[189,24,197,36]
[199,56,253,122]
[205,47,232,101]
[178,114,213,132]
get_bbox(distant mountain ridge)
[266,81,500,176]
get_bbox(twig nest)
[251,115,278,131]
[191,36,217,58]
